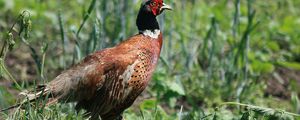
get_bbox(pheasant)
[2,0,172,120]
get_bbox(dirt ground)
[266,67,300,99]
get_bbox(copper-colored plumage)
[3,0,172,120]
[69,34,163,119]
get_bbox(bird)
[1,0,172,120]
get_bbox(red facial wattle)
[151,6,159,16]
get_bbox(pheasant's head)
[136,0,172,33]
[141,0,172,16]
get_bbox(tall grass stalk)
[0,11,33,90]
[76,0,97,37]
[58,12,67,69]
[235,0,260,103]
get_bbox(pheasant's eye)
[150,2,157,6]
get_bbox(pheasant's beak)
[160,3,172,12]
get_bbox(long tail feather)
[1,103,21,112]
[0,85,54,112]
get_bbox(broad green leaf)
[251,60,275,74]
[167,81,185,96]
[278,61,300,70]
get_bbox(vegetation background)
[0,0,300,119]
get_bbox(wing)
[46,47,138,103]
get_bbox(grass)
[0,0,300,119]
